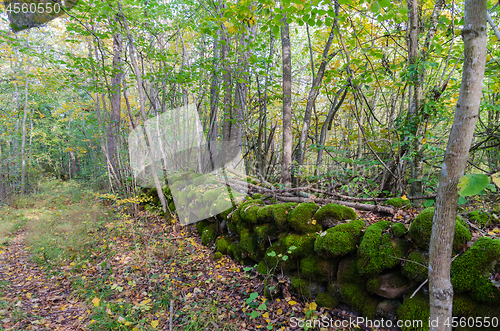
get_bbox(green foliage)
[458,174,490,197]
[314,220,365,257]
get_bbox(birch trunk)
[20,77,29,195]
[428,0,488,329]
[281,13,292,186]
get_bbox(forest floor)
[0,180,498,331]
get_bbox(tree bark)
[20,77,29,195]
[428,0,488,329]
[281,13,292,186]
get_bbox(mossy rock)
[451,237,500,303]
[238,199,264,224]
[272,202,297,229]
[385,197,411,208]
[288,202,321,233]
[215,235,232,254]
[227,218,237,234]
[453,293,500,323]
[281,233,317,258]
[340,283,378,319]
[289,277,325,299]
[251,193,264,200]
[213,252,223,261]
[203,188,224,203]
[358,221,411,275]
[409,207,471,251]
[239,229,261,261]
[402,250,429,283]
[337,256,364,286]
[299,256,322,278]
[191,174,206,186]
[264,241,296,272]
[314,220,365,258]
[227,242,242,262]
[256,205,274,223]
[468,210,491,227]
[257,260,268,275]
[316,292,339,309]
[196,219,211,235]
[314,203,357,229]
[254,223,277,242]
[201,223,217,246]
[210,199,233,219]
[391,222,407,238]
[397,291,429,331]
[366,271,415,299]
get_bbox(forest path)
[0,228,88,330]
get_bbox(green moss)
[453,293,500,321]
[409,207,471,251]
[314,220,365,257]
[288,202,321,233]
[397,291,429,331]
[238,200,263,224]
[209,199,233,219]
[391,223,407,238]
[299,256,322,278]
[227,218,237,234]
[314,203,357,228]
[468,210,491,227]
[196,220,211,235]
[215,236,232,254]
[316,258,340,281]
[315,292,339,309]
[358,221,411,275]
[402,250,429,283]
[264,241,296,272]
[168,201,176,212]
[257,260,268,275]
[281,233,317,258]
[203,188,224,203]
[337,256,364,286]
[289,277,324,299]
[254,223,276,242]
[251,193,264,200]
[239,229,261,261]
[227,242,242,261]
[340,283,378,319]
[385,197,411,208]
[191,174,206,186]
[257,205,274,223]
[272,203,297,229]
[213,252,223,261]
[451,237,500,303]
[201,224,217,246]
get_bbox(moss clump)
[272,202,297,229]
[300,256,322,278]
[340,283,378,319]
[409,207,471,251]
[316,258,340,281]
[358,221,411,275]
[314,203,357,229]
[256,205,274,223]
[264,241,296,272]
[391,222,407,238]
[238,200,263,224]
[213,252,223,261]
[215,236,232,254]
[453,293,500,321]
[289,277,324,298]
[227,242,242,262]
[201,224,217,246]
[402,250,429,283]
[288,202,321,233]
[196,220,211,235]
[451,237,500,303]
[397,292,429,331]
[281,233,317,258]
[203,188,224,203]
[168,201,176,212]
[468,210,491,227]
[316,292,339,309]
[254,223,277,242]
[385,197,411,208]
[210,199,233,219]
[337,256,364,285]
[239,229,261,261]
[257,260,268,275]
[314,220,365,257]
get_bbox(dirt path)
[0,230,89,331]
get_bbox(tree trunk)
[428,0,488,329]
[0,139,4,202]
[20,77,29,195]
[281,13,292,186]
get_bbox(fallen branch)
[276,196,395,214]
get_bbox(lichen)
[409,207,471,251]
[451,237,500,303]
[358,221,410,275]
[288,202,321,233]
[314,220,365,257]
[402,250,429,283]
[314,203,357,228]
[385,198,411,208]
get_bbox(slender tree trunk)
[281,13,292,186]
[428,0,487,329]
[0,139,4,202]
[20,77,29,195]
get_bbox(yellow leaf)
[422,138,427,144]
[262,312,269,319]
[492,173,500,187]
[223,21,237,34]
[26,293,32,299]
[151,320,159,328]
[311,219,317,225]
[277,308,283,315]
[309,302,317,311]
[401,195,408,201]
[288,300,297,306]
[92,297,100,307]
